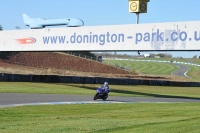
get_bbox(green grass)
[0,103,200,133]
[0,82,200,99]
[104,59,200,80]
[192,59,200,64]
[104,60,178,75]
[187,65,200,80]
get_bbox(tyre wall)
[0,73,200,87]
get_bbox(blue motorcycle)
[94,86,111,100]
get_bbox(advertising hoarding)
[0,21,200,51]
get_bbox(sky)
[0,0,200,58]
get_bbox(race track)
[171,63,191,77]
[0,93,199,108]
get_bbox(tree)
[149,53,155,58]
[165,53,172,58]
[156,53,172,58]
[0,25,3,31]
[193,55,198,59]
[157,53,165,58]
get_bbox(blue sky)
[0,0,200,58]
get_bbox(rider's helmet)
[104,82,108,86]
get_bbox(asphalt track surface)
[171,63,191,78]
[0,93,200,108]
[0,63,196,108]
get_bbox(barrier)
[0,73,200,87]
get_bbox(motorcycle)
[93,86,111,101]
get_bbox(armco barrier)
[0,73,200,87]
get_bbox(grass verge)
[0,103,200,133]
[187,65,200,80]
[0,82,200,99]
[104,60,178,75]
[104,59,200,80]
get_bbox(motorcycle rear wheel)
[94,94,98,100]
[94,96,97,100]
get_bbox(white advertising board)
[0,21,200,51]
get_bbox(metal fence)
[65,52,98,61]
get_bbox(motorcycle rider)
[101,82,110,93]
[94,82,110,101]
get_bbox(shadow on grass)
[67,84,200,101]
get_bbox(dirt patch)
[2,52,132,75]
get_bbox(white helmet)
[104,82,108,86]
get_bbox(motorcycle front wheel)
[103,94,108,101]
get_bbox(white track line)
[0,101,182,108]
